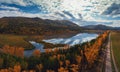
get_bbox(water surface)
[24,33,98,57]
[43,33,98,46]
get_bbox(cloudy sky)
[0,0,120,27]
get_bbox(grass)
[0,34,68,50]
[0,34,34,50]
[110,44,115,72]
[111,31,120,71]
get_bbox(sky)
[0,0,120,27]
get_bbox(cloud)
[72,20,113,26]
[0,10,36,18]
[0,0,120,27]
[0,5,19,10]
[102,3,120,15]
[112,14,120,18]
[0,0,27,6]
[0,10,66,20]
[0,0,118,21]
[55,12,72,19]
[109,20,120,27]
[63,11,76,19]
[26,0,63,12]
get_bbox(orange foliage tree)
[32,49,41,57]
[2,45,24,58]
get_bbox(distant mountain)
[83,24,120,30]
[0,17,83,35]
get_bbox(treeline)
[0,31,109,72]
[0,45,24,57]
[37,41,67,49]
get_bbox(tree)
[2,45,24,58]
[36,64,43,72]
[0,58,3,68]
[32,49,41,57]
[65,60,70,67]
[13,65,21,72]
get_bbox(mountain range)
[0,17,83,35]
[0,17,119,36]
[83,24,120,30]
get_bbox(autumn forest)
[0,31,110,72]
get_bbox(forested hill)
[83,24,120,30]
[0,17,83,35]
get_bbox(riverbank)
[0,34,34,50]
[24,33,98,57]
[0,30,101,50]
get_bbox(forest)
[0,31,110,72]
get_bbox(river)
[24,33,98,57]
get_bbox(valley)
[0,17,119,72]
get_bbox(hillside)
[83,24,120,30]
[0,17,83,35]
